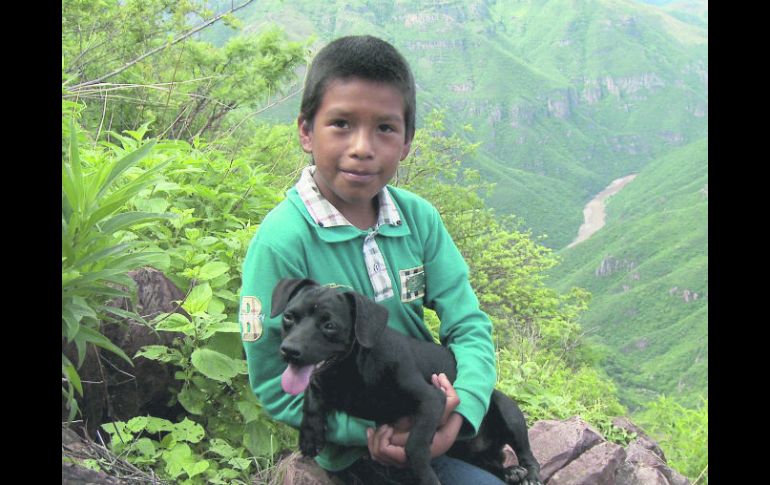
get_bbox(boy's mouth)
[340,169,378,183]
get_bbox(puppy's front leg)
[299,378,327,457]
[404,386,446,485]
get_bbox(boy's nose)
[349,128,374,159]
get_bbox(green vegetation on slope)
[205,0,708,248]
[547,138,707,409]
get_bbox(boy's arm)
[240,234,373,447]
[421,206,497,437]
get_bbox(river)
[566,174,638,249]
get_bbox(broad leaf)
[184,459,210,478]
[145,417,175,434]
[197,261,229,281]
[182,283,212,315]
[177,386,206,415]
[243,421,273,457]
[190,348,240,383]
[154,313,194,335]
[171,417,205,443]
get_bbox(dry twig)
[63,424,173,484]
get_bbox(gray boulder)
[616,442,691,485]
[527,416,605,482]
[547,441,626,485]
[508,415,691,485]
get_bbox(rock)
[256,451,339,485]
[62,426,125,484]
[611,416,666,461]
[504,415,690,484]
[527,416,605,482]
[616,465,670,485]
[617,442,690,485]
[595,256,636,277]
[62,267,187,438]
[548,441,626,485]
[62,461,124,485]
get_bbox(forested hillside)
[205,0,708,249]
[548,139,707,410]
[61,1,707,483]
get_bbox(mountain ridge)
[208,0,707,248]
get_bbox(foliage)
[547,139,708,409]
[397,111,593,366]
[62,98,299,479]
[62,0,308,142]
[115,124,299,475]
[61,110,176,421]
[636,395,708,483]
[61,2,311,477]
[98,416,261,483]
[494,347,633,447]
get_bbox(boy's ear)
[400,135,412,161]
[297,116,313,154]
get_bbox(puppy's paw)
[299,428,325,457]
[503,465,529,483]
[523,467,543,485]
[503,464,543,485]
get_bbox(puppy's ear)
[270,278,318,317]
[343,292,388,348]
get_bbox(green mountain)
[546,138,707,409]
[208,0,707,249]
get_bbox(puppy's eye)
[283,312,295,326]
[322,321,336,331]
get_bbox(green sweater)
[239,183,496,471]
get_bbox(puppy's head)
[271,278,388,394]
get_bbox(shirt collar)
[295,166,402,229]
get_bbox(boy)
[240,35,503,484]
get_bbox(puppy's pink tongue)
[281,363,314,395]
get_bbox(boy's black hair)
[300,35,416,142]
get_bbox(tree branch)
[66,0,256,91]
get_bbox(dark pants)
[330,455,506,485]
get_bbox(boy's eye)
[379,124,396,133]
[331,120,348,128]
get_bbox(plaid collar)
[296,166,401,229]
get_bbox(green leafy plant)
[62,115,176,421]
[636,395,708,483]
[98,416,256,484]
[116,131,298,473]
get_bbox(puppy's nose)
[280,343,302,360]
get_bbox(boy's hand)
[366,373,461,467]
[433,373,460,426]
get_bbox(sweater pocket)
[399,265,425,303]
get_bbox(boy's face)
[298,77,412,216]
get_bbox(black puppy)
[272,278,542,485]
